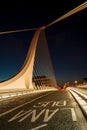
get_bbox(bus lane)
[0,90,85,130]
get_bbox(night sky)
[0,1,87,85]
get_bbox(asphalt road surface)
[0,90,87,130]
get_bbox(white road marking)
[71,108,77,121]
[19,109,45,122]
[61,108,77,121]
[33,102,50,108]
[44,109,59,122]
[0,93,51,117]
[64,101,67,106]
[8,108,59,123]
[8,110,32,122]
[52,101,67,107]
[29,124,47,130]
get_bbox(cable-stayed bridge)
[0,27,57,90]
[0,1,86,91]
[0,2,87,130]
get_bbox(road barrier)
[67,87,87,118]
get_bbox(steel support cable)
[0,2,86,35]
[41,30,56,84]
[33,31,46,88]
[33,62,40,89]
[35,57,43,89]
[34,56,44,88]
[35,56,44,88]
[34,30,56,87]
[34,68,40,89]
[45,1,87,28]
[35,53,44,89]
[33,67,39,89]
[33,58,42,89]
[33,30,53,89]
[32,66,38,89]
[0,28,38,35]
[33,35,46,89]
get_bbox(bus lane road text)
[7,100,77,129]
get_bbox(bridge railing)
[0,87,57,102]
[67,87,87,118]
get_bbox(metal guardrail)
[67,87,87,118]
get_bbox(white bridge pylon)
[0,27,44,90]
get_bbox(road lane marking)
[43,109,59,122]
[0,93,51,117]
[71,108,77,121]
[33,101,67,108]
[8,110,32,122]
[33,102,50,108]
[8,108,59,122]
[29,124,47,130]
[61,108,77,121]
[19,109,45,122]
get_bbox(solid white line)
[60,108,77,121]
[0,93,51,117]
[29,124,47,130]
